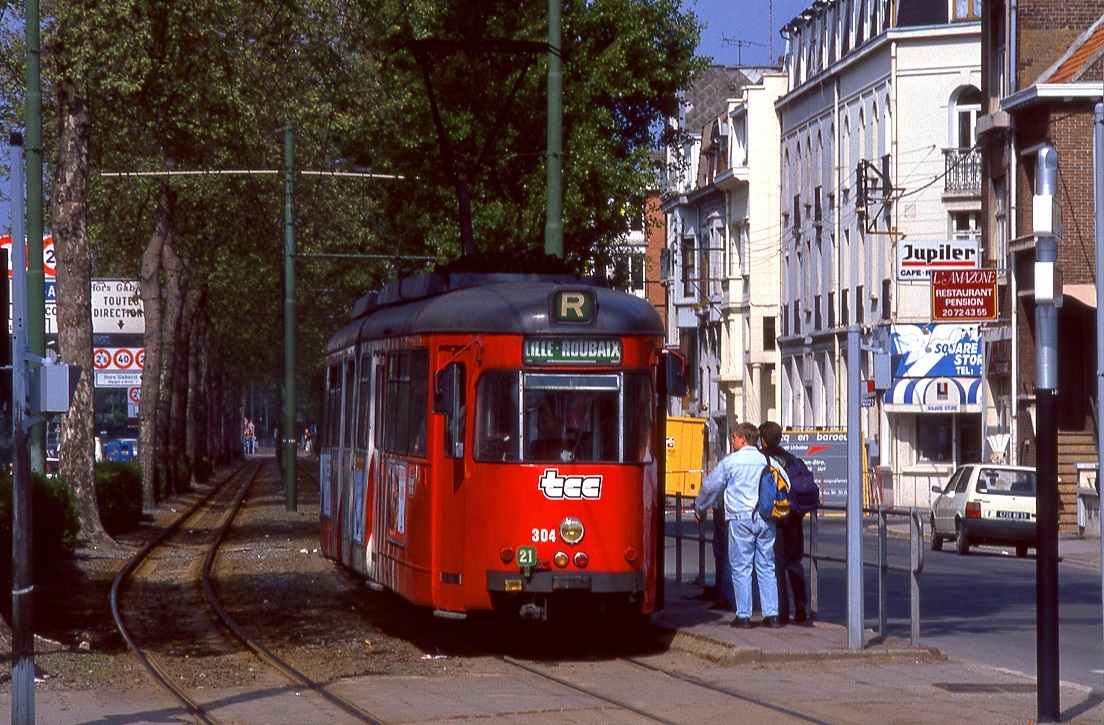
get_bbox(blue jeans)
[729,514,778,619]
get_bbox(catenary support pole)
[544,0,563,258]
[10,131,34,725]
[26,0,44,474]
[846,325,863,649]
[1034,145,1060,723]
[282,122,298,511]
[1095,101,1104,704]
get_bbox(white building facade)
[664,67,786,466]
[776,0,983,507]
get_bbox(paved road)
[666,512,1104,691]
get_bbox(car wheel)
[1016,544,1028,558]
[955,523,970,555]
[930,516,943,551]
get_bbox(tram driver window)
[382,349,429,458]
[474,372,521,462]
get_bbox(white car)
[930,464,1036,557]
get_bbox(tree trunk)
[52,83,112,548]
[177,281,204,485]
[139,191,170,508]
[158,238,187,494]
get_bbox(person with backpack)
[759,420,818,625]
[694,422,780,629]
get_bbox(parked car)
[930,464,1036,556]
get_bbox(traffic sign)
[93,349,111,370]
[135,349,145,369]
[113,348,135,369]
[127,387,141,404]
[0,235,55,278]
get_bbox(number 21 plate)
[517,546,537,567]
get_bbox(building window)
[881,279,891,321]
[828,291,836,329]
[856,285,864,324]
[681,237,694,297]
[814,295,822,330]
[954,0,981,21]
[793,300,801,335]
[764,317,776,351]
[841,289,849,326]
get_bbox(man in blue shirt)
[694,422,780,628]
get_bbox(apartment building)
[777,0,981,506]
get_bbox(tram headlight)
[559,517,584,545]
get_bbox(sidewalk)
[651,534,1104,723]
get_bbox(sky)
[688,0,815,68]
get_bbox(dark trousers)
[712,508,734,606]
[774,512,808,621]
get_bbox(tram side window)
[383,349,429,458]
[324,364,341,447]
[343,359,356,448]
[356,353,372,449]
[474,372,520,462]
[623,372,654,463]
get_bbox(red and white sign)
[931,269,998,322]
[128,387,141,405]
[113,348,135,369]
[0,235,56,278]
[93,349,111,370]
[136,349,145,369]
[94,347,145,372]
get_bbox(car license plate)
[517,546,537,567]
[996,511,1030,520]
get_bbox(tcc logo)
[538,469,602,500]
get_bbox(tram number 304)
[532,528,557,543]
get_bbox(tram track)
[497,652,830,724]
[110,458,384,724]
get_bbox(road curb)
[658,624,947,667]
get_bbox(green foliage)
[0,0,705,418]
[95,462,143,536]
[0,473,81,577]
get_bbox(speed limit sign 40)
[113,349,135,369]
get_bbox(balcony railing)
[943,147,981,194]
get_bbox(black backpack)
[782,451,821,514]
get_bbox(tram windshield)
[474,371,653,463]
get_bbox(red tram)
[319,261,682,620]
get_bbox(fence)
[665,495,926,645]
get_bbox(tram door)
[366,351,386,581]
[337,357,357,564]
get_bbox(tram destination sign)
[931,268,997,322]
[523,338,622,365]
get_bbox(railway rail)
[499,654,831,724]
[110,459,383,724]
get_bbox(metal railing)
[943,147,982,194]
[809,504,925,646]
[665,497,926,646]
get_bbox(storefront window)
[916,414,982,465]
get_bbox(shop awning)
[883,376,982,414]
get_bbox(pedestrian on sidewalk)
[759,421,810,625]
[694,422,780,628]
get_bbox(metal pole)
[1034,145,1060,723]
[25,0,44,474]
[846,325,864,649]
[544,0,564,258]
[1095,100,1104,693]
[282,122,298,511]
[10,131,34,725]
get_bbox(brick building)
[979,1,1104,529]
